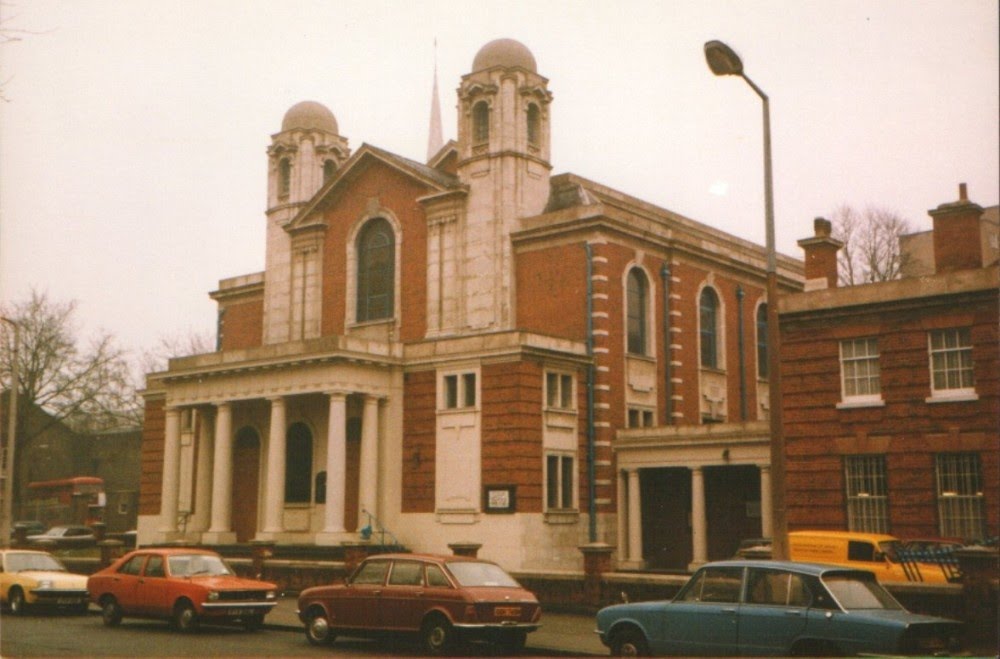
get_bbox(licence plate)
[494,606,521,618]
[57,598,82,605]
[228,609,247,616]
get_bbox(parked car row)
[3,545,967,657]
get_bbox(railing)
[896,545,963,583]
[359,508,403,549]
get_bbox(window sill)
[926,392,979,404]
[544,510,580,525]
[349,318,396,329]
[836,399,885,410]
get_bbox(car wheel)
[304,607,334,646]
[8,588,27,615]
[421,614,455,655]
[611,627,650,657]
[172,600,199,632]
[499,630,527,655]
[101,597,123,627]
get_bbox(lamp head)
[704,40,743,76]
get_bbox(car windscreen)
[6,553,67,572]
[168,554,233,577]
[445,561,520,587]
[822,573,903,610]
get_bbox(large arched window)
[472,101,490,143]
[527,103,540,145]
[285,422,313,504]
[699,287,720,368]
[756,304,768,379]
[627,268,649,355]
[278,158,291,198]
[356,218,395,322]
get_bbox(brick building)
[138,39,802,571]
[780,186,998,541]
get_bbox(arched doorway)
[232,427,261,543]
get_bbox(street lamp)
[704,40,788,560]
[1,317,19,546]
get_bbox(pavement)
[264,596,606,656]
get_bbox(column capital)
[267,395,286,404]
[325,390,350,401]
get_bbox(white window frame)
[439,369,479,411]
[627,406,655,428]
[927,328,977,402]
[837,337,884,408]
[935,453,986,540]
[545,371,575,411]
[844,455,889,533]
[544,451,576,512]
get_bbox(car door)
[738,568,811,655]
[379,560,427,631]
[135,554,173,616]
[333,559,388,629]
[108,554,147,613]
[657,566,743,656]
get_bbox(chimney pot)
[959,183,968,201]
[814,217,832,238]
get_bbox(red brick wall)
[319,163,430,341]
[482,361,545,513]
[933,210,983,272]
[138,398,165,516]
[220,298,263,350]
[781,291,999,538]
[401,370,436,512]
[516,243,587,339]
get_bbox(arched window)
[472,101,489,143]
[323,160,336,182]
[285,422,313,504]
[627,268,648,355]
[278,158,291,198]
[700,287,720,368]
[356,218,395,322]
[756,304,768,379]
[527,103,540,144]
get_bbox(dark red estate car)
[88,548,277,632]
[298,553,541,654]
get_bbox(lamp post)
[1,317,20,545]
[704,40,788,560]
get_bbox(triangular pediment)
[287,143,464,232]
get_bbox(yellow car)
[1,548,90,614]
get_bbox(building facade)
[780,187,998,542]
[138,39,801,571]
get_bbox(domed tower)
[263,101,350,345]
[456,39,553,330]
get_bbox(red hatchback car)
[298,553,541,654]
[88,548,277,632]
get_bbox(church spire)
[426,38,444,161]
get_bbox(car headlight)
[37,580,54,589]
[207,591,220,601]
[266,590,277,600]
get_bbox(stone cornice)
[403,330,588,370]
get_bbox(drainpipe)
[736,286,747,421]
[659,264,673,425]
[585,243,597,543]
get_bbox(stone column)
[690,466,708,569]
[159,407,182,535]
[204,402,235,543]
[626,469,644,567]
[316,392,348,545]
[616,470,628,566]
[759,464,773,539]
[191,409,215,532]
[357,395,380,527]
[261,396,287,536]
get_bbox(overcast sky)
[1,0,997,361]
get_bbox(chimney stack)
[797,217,843,290]
[928,182,983,273]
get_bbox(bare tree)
[831,204,912,286]
[0,290,141,437]
[137,330,215,376]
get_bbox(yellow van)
[788,531,954,584]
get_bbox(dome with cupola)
[471,38,537,73]
[281,100,339,134]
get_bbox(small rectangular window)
[444,375,458,409]
[936,453,985,540]
[840,338,881,402]
[442,371,477,410]
[545,371,574,410]
[844,455,889,533]
[627,409,640,428]
[546,453,575,511]
[463,373,477,407]
[929,328,974,396]
[560,374,573,408]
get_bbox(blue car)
[595,560,962,656]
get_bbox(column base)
[618,558,647,571]
[314,531,356,546]
[200,530,237,545]
[253,531,285,542]
[688,559,708,571]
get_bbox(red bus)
[26,477,105,525]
